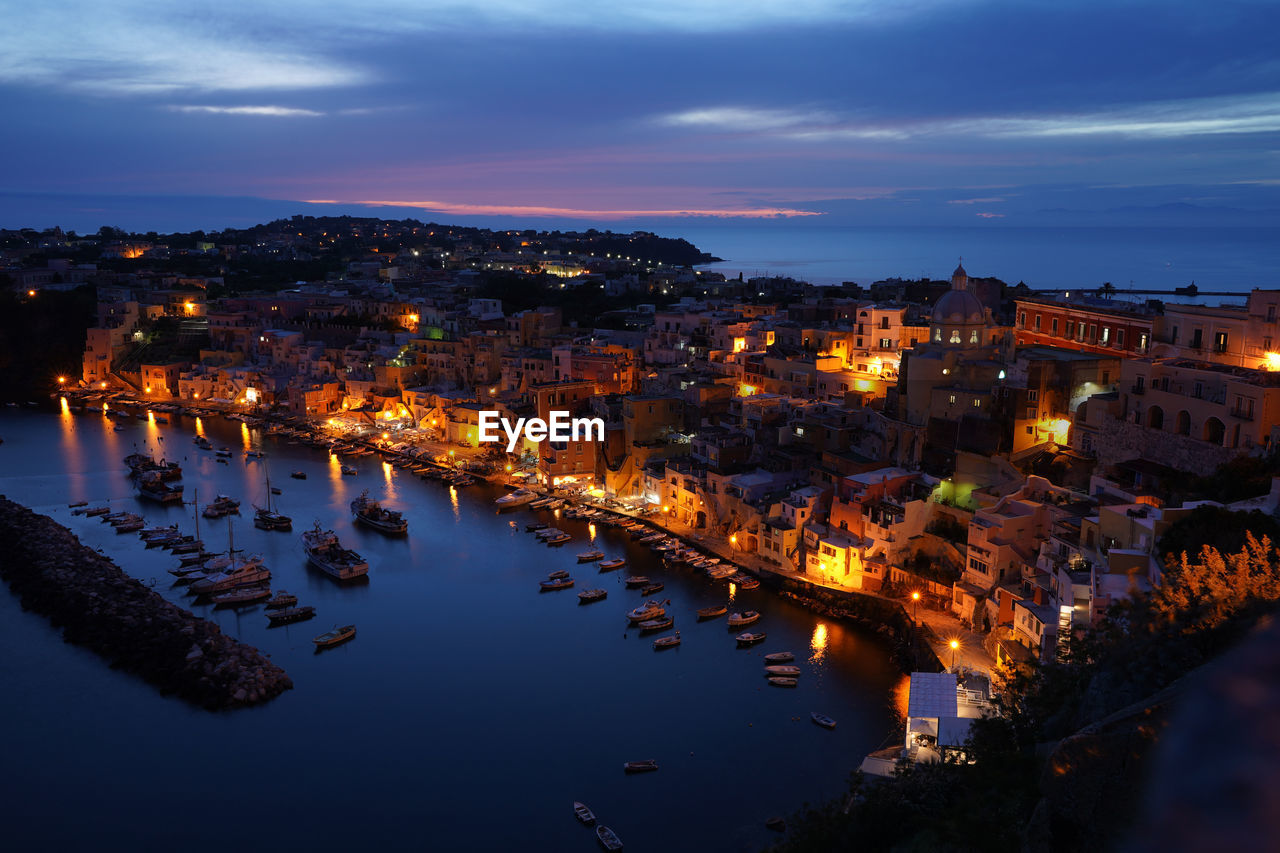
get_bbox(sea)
[0,404,905,852]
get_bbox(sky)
[2,0,1280,232]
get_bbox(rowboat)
[623,576,649,588]
[596,825,623,851]
[768,677,798,688]
[623,760,658,774]
[577,588,608,604]
[696,605,727,620]
[653,633,681,650]
[573,801,596,826]
[266,590,298,609]
[736,632,767,646]
[764,665,801,677]
[577,551,604,563]
[764,652,795,663]
[313,625,356,648]
[637,616,674,633]
[267,605,316,625]
[811,713,837,729]
[544,532,571,545]
[212,587,271,607]
[640,583,664,596]
[548,569,570,580]
[598,558,626,571]
[539,577,575,591]
[727,611,760,628]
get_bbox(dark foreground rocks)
[0,496,292,710]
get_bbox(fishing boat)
[539,577,574,591]
[811,713,837,730]
[623,760,658,774]
[547,569,570,580]
[735,632,767,646]
[765,665,802,677]
[526,522,548,532]
[544,532,571,545]
[202,494,240,518]
[768,677,799,688]
[596,826,623,851]
[575,550,603,563]
[212,587,271,607]
[351,490,408,534]
[494,488,538,509]
[303,523,370,580]
[313,625,356,648]
[124,452,182,481]
[598,558,626,571]
[190,561,271,594]
[573,801,597,826]
[623,576,650,588]
[137,473,184,504]
[253,472,292,531]
[267,605,316,625]
[577,588,608,603]
[528,496,557,509]
[84,506,111,517]
[640,583,664,596]
[653,633,681,650]
[627,602,664,623]
[340,464,357,476]
[266,590,297,609]
[727,611,761,628]
[734,576,760,590]
[290,471,307,480]
[638,616,674,632]
[697,605,728,620]
[764,652,795,663]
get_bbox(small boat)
[597,558,626,571]
[764,665,801,677]
[623,576,650,588]
[68,500,88,509]
[290,471,307,480]
[246,450,266,459]
[84,506,111,517]
[768,677,798,688]
[351,490,408,534]
[577,551,604,563]
[544,532,571,545]
[811,713,837,729]
[525,522,548,532]
[653,633,681,650]
[764,652,795,663]
[596,825,623,851]
[736,632,767,646]
[577,588,608,604]
[727,611,760,628]
[638,616,674,632]
[640,583,664,596]
[270,487,282,495]
[494,488,537,509]
[696,605,727,621]
[735,576,760,590]
[215,448,232,458]
[202,495,241,519]
[627,603,664,623]
[539,577,575,591]
[707,566,736,580]
[267,605,316,625]
[547,569,570,580]
[266,590,298,609]
[623,760,658,774]
[341,465,357,476]
[313,624,357,648]
[212,587,272,607]
[573,801,597,827]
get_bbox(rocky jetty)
[0,496,292,709]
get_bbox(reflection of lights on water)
[383,461,393,482]
[892,675,911,720]
[588,522,596,543]
[810,623,829,663]
[59,396,70,417]
[240,422,250,449]
[449,486,459,521]
[727,582,737,603]
[554,508,561,519]
[194,417,204,436]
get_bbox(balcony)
[1230,407,1255,421]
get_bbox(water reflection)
[810,622,829,664]
[240,422,251,450]
[588,522,596,544]
[449,485,459,522]
[727,582,737,604]
[194,417,204,437]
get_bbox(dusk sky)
[3,0,1280,230]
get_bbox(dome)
[932,288,985,325]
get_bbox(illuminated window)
[949,330,961,344]
[969,330,979,344]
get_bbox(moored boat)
[302,523,370,580]
[768,677,799,688]
[547,569,570,580]
[544,532,571,545]
[627,602,664,623]
[735,632,767,646]
[811,713,837,729]
[696,605,727,621]
[640,582,664,596]
[764,652,795,663]
[727,610,760,628]
[290,471,307,479]
[539,577,574,591]
[596,825,623,851]
[313,624,356,648]
[638,616,674,632]
[576,550,604,563]
[573,801,596,826]
[494,488,538,509]
[623,576,649,588]
[351,490,408,534]
[623,760,658,774]
[577,588,608,603]
[212,586,272,607]
[653,633,681,650]
[266,590,298,609]
[597,558,626,571]
[190,560,271,594]
[267,605,316,625]
[764,665,801,677]
[137,473,184,504]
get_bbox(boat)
[640,583,665,596]
[653,633,681,650]
[811,713,837,730]
[696,605,727,621]
[124,452,182,480]
[267,605,316,625]
[735,576,760,590]
[727,611,761,628]
[303,524,370,580]
[623,576,650,588]
[764,652,795,663]
[577,588,608,603]
[68,500,88,509]
[596,825,623,851]
[768,677,799,688]
[544,532,571,545]
[707,566,736,580]
[212,587,272,607]
[494,488,538,509]
[623,760,658,774]
[526,521,548,532]
[270,487,282,495]
[598,558,626,571]
[84,506,111,517]
[351,490,408,534]
[190,560,271,594]
[340,465,357,476]
[313,625,357,648]
[534,527,564,540]
[290,471,307,480]
[245,450,266,459]
[202,494,240,519]
[637,616,674,632]
[765,665,802,677]
[627,603,664,623]
[215,448,232,458]
[253,472,292,531]
[266,590,298,609]
[576,550,604,563]
[573,801,597,827]
[548,569,570,580]
[735,632,767,646]
[528,496,557,509]
[137,473,184,504]
[539,577,574,591]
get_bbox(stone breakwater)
[0,496,292,710]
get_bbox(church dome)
[932,288,985,325]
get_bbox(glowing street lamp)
[57,376,66,385]
[912,591,920,624]
[949,639,961,670]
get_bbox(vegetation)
[1158,505,1280,564]
[768,535,1280,852]
[0,285,96,402]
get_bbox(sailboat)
[190,517,269,594]
[253,469,292,531]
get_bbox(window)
[1139,332,1149,351]
[972,398,981,408]
[1171,326,1179,345]
[1101,327,1111,345]
[1101,370,1110,385]
[969,558,989,575]
[1135,375,1145,391]
[1191,329,1203,349]
[1018,312,1026,328]
[1066,321,1076,339]
[1051,317,1059,335]
[1193,382,1204,399]
[1034,315,1042,331]
[880,338,893,349]
[881,317,890,329]
[1087,324,1097,341]
[949,394,957,404]
[933,328,942,342]
[1214,331,1229,353]
[1027,390,1039,402]
[1026,407,1037,419]
[949,330,961,344]
[969,330,979,344]
[1026,425,1035,435]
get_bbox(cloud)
[304,198,824,219]
[170,105,324,117]
[948,196,1006,204]
[974,212,1005,218]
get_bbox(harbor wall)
[0,496,292,710]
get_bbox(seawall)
[0,496,292,710]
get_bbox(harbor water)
[0,403,905,852]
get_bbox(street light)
[949,639,960,671]
[912,591,920,625]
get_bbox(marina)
[0,403,904,852]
